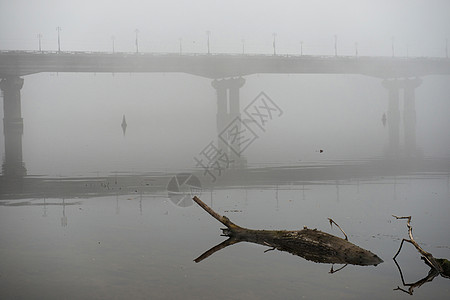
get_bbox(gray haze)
[1,0,450,175]
[2,3,450,299]
[1,0,450,56]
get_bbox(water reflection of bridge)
[1,51,450,177]
[1,159,448,201]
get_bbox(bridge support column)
[211,77,246,167]
[1,76,27,177]
[228,77,245,158]
[382,78,422,159]
[212,79,229,158]
[403,78,422,157]
[382,79,401,157]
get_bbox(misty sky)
[1,0,450,56]
[1,0,450,175]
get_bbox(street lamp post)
[111,36,115,53]
[391,37,395,57]
[37,33,42,52]
[272,33,277,56]
[300,41,303,56]
[446,38,448,59]
[241,39,245,55]
[355,42,358,57]
[334,35,337,56]
[56,27,61,53]
[206,30,211,54]
[135,29,139,53]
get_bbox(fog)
[1,0,450,176]
[1,0,450,56]
[2,3,450,299]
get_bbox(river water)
[1,162,449,299]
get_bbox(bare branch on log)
[193,196,243,232]
[328,218,348,241]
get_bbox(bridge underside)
[0,74,426,178]
[1,52,449,79]
[1,51,447,177]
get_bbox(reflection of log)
[193,196,383,266]
[194,238,239,263]
[392,216,444,272]
[392,215,450,294]
[393,256,440,295]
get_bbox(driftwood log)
[392,215,450,295]
[193,196,383,267]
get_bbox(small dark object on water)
[121,115,127,136]
[382,113,387,127]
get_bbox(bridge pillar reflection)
[1,76,27,177]
[382,78,422,158]
[382,79,401,157]
[211,77,246,167]
[403,78,422,157]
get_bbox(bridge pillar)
[228,77,245,157]
[382,78,422,158]
[211,77,246,167]
[212,78,230,158]
[403,78,422,157]
[382,79,401,157]
[0,76,27,177]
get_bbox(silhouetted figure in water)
[381,113,387,127]
[121,115,127,136]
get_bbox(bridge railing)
[0,49,448,61]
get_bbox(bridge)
[1,51,450,78]
[1,51,450,177]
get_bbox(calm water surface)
[1,170,449,299]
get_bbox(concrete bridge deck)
[1,51,449,79]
